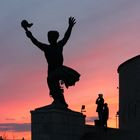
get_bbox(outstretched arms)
[58,17,76,46]
[25,30,46,51]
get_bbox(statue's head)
[104,103,108,107]
[48,31,59,44]
[98,94,103,98]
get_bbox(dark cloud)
[5,118,16,121]
[86,116,98,123]
[0,123,30,132]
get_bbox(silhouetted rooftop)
[117,55,140,73]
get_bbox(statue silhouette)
[96,94,104,122]
[21,17,80,108]
[102,103,109,129]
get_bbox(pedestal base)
[31,105,85,140]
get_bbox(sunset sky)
[1,0,140,139]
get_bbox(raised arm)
[21,20,46,51]
[58,17,76,46]
[26,30,46,51]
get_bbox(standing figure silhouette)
[102,103,109,129]
[96,94,104,122]
[21,17,80,108]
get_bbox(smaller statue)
[96,94,104,122]
[102,103,109,128]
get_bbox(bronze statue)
[21,17,80,108]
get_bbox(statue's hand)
[21,20,33,31]
[26,31,32,38]
[69,17,76,27]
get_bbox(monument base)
[31,105,85,140]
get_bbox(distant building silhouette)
[81,55,140,140]
[118,55,140,137]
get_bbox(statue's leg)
[57,89,68,107]
[47,77,68,107]
[47,76,55,96]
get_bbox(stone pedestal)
[31,106,85,140]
